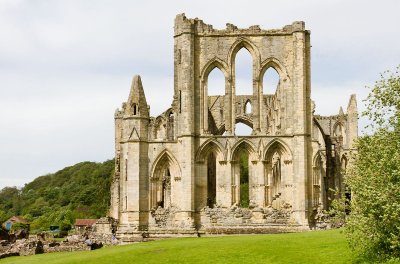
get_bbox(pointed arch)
[200,58,230,135]
[200,57,229,82]
[312,151,326,209]
[231,139,256,161]
[150,149,181,209]
[244,99,252,114]
[263,139,292,208]
[151,149,181,179]
[230,138,256,208]
[228,38,260,67]
[259,57,290,84]
[333,121,345,137]
[196,139,224,162]
[229,38,260,97]
[264,139,292,160]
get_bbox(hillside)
[0,160,114,231]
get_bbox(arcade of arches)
[109,14,358,240]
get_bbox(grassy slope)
[4,229,356,264]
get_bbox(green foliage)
[327,188,349,228]
[0,159,114,232]
[0,210,8,224]
[10,222,29,232]
[345,66,400,262]
[364,66,400,130]
[2,229,360,264]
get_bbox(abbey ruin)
[109,14,358,240]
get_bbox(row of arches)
[150,139,295,211]
[207,49,280,96]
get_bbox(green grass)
[0,229,375,264]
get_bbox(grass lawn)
[0,229,364,264]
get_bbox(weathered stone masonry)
[109,14,358,240]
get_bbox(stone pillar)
[176,136,196,228]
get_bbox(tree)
[345,66,400,261]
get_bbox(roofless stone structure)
[109,14,358,240]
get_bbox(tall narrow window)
[125,159,128,181]
[245,100,252,114]
[207,68,225,135]
[133,104,137,115]
[235,48,253,95]
[179,90,182,113]
[207,68,225,96]
[263,68,280,95]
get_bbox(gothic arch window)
[235,48,253,96]
[313,154,325,209]
[201,61,228,135]
[206,68,225,135]
[262,67,280,95]
[207,67,225,96]
[333,122,346,145]
[244,100,252,114]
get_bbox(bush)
[345,66,400,261]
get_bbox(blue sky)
[0,0,399,188]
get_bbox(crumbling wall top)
[174,13,306,36]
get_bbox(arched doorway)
[264,141,291,209]
[195,141,222,209]
[231,141,255,207]
[150,151,180,209]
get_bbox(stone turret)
[338,106,344,116]
[122,75,150,141]
[346,94,358,148]
[111,75,150,234]
[125,75,149,119]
